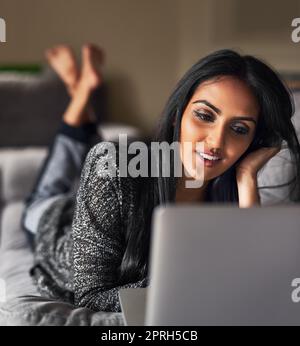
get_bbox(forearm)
[236,171,260,208]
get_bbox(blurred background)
[1,1,300,323]
[0,0,300,144]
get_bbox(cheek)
[225,137,252,164]
[180,114,206,143]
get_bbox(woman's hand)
[236,146,281,208]
[236,146,281,178]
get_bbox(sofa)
[0,69,299,325]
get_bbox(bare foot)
[45,45,79,90]
[62,44,105,127]
[79,43,104,91]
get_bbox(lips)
[196,151,222,167]
[202,150,222,159]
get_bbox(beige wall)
[177,0,300,75]
[1,0,300,135]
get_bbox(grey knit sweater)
[31,142,149,312]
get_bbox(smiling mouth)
[195,151,222,167]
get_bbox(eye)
[193,110,214,122]
[231,124,249,135]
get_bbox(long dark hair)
[118,49,300,284]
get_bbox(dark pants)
[22,121,99,247]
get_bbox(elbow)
[75,289,122,313]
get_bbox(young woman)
[22,46,300,312]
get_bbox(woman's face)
[179,76,260,183]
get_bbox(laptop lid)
[119,287,147,326]
[145,205,300,325]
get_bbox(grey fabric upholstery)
[0,68,109,148]
[0,296,124,326]
[0,69,68,147]
[0,148,47,204]
[257,91,300,205]
[257,148,297,205]
[0,202,38,301]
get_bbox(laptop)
[119,205,300,325]
[119,287,147,326]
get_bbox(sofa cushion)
[0,202,38,301]
[256,91,300,205]
[257,147,297,205]
[0,296,124,326]
[0,148,46,204]
[292,91,300,135]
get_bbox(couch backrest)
[256,90,300,205]
[0,69,68,147]
[0,148,47,206]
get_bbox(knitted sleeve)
[72,142,148,312]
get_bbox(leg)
[46,43,105,124]
[45,44,79,96]
[22,45,104,241]
[22,127,95,248]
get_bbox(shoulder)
[82,141,118,179]
[79,141,140,217]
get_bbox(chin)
[203,168,227,181]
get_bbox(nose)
[205,123,226,152]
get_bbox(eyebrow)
[192,99,257,125]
